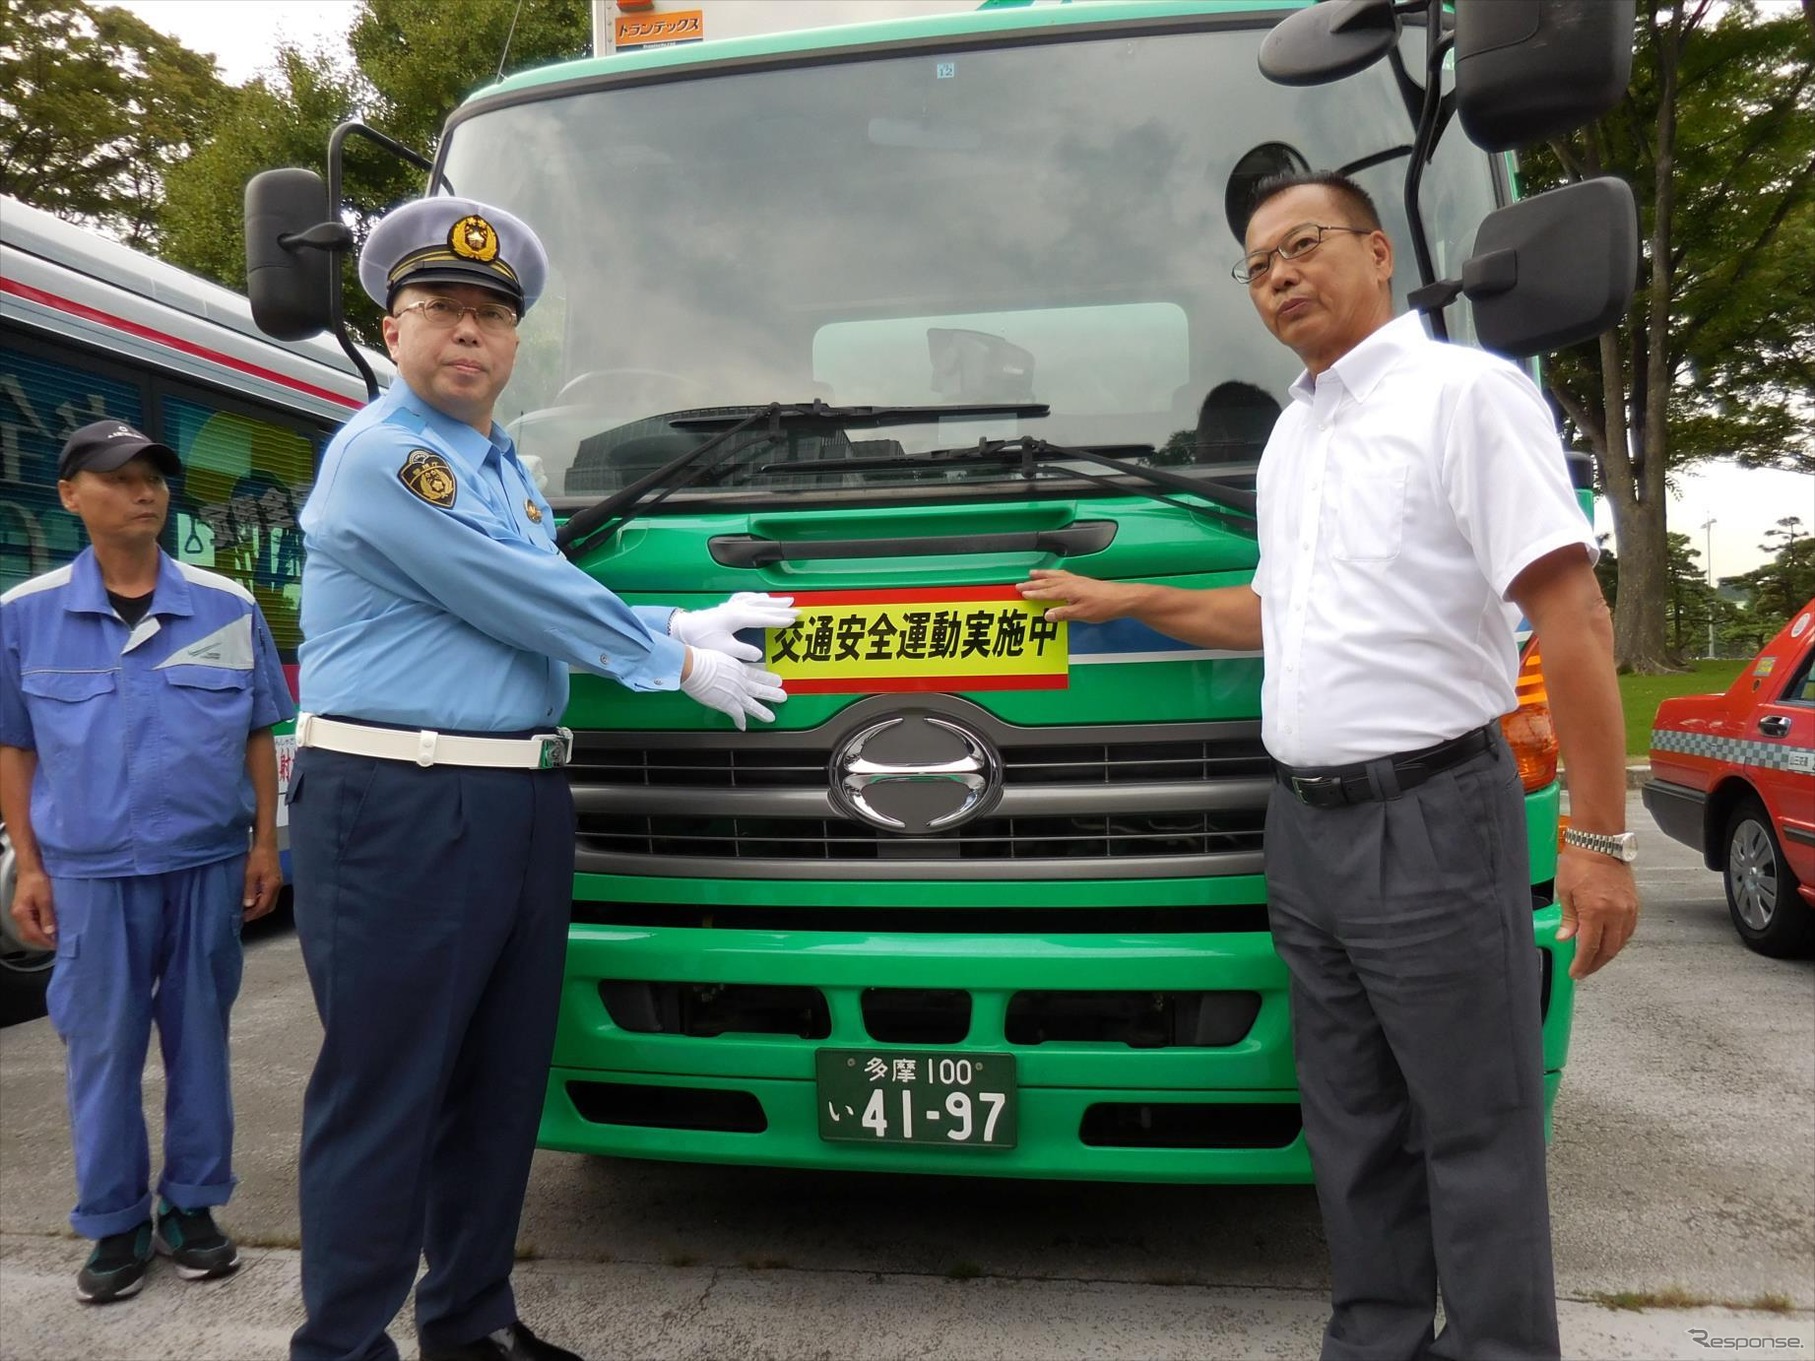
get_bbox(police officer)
[287,197,793,1361]
[0,421,291,1303]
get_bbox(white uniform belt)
[295,713,572,770]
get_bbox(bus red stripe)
[1,277,363,410]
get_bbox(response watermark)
[1687,1332,1806,1350]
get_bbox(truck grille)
[582,810,1264,861]
[567,695,1269,881]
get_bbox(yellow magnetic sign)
[765,587,1068,694]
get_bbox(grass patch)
[741,1256,789,1271]
[665,1251,700,1268]
[945,1261,984,1281]
[1619,660,1749,757]
[1591,1284,1802,1313]
[1591,1285,1714,1311]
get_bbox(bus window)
[0,345,141,594]
[161,396,318,658]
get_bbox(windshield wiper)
[753,435,1258,528]
[555,399,1048,559]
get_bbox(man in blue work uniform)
[287,196,794,1361]
[0,420,291,1303]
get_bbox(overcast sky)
[108,0,1813,578]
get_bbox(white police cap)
[359,196,548,314]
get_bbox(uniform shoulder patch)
[398,449,458,508]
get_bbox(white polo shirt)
[1252,311,1596,768]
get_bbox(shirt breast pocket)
[159,664,254,751]
[20,669,119,753]
[1332,462,1409,563]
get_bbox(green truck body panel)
[433,0,1577,1181]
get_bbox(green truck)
[245,0,1635,1181]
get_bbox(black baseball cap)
[58,421,183,481]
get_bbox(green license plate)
[816,1049,1017,1148]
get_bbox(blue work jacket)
[0,549,293,878]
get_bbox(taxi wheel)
[1723,800,1815,959]
[0,823,55,1022]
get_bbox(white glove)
[670,592,798,663]
[679,647,787,731]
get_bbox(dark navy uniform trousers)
[1265,735,1561,1361]
[287,747,574,1361]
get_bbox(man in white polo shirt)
[1017,172,1638,1360]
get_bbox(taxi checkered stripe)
[1651,727,1815,772]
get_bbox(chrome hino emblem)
[829,713,1002,835]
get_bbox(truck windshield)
[439,18,1497,509]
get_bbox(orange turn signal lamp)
[1499,637,1558,793]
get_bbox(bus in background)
[247,0,1635,1181]
[0,195,389,1015]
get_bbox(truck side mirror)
[244,168,348,342]
[1454,0,1635,151]
[1258,0,1399,86]
[1461,178,1637,357]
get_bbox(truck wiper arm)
[666,401,1049,430]
[755,435,1258,526]
[555,399,1049,559]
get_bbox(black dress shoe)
[419,1320,585,1361]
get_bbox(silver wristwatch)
[1562,828,1637,863]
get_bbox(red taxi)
[1644,599,1815,956]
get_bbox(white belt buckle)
[417,730,439,768]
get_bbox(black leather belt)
[1275,724,1497,809]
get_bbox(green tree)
[1593,534,1620,609]
[1659,530,1726,658]
[1728,515,1815,635]
[1523,2,1815,673]
[0,0,226,247]
[162,48,372,292]
[348,0,589,158]
[160,45,408,343]
[159,0,590,339]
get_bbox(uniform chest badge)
[398,449,458,508]
[525,499,543,524]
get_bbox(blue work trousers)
[287,749,574,1361]
[46,857,246,1239]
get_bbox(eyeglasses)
[393,296,519,333]
[1233,222,1374,284]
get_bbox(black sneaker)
[153,1200,241,1280]
[76,1221,153,1303]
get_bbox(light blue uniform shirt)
[297,380,685,731]
[0,550,293,878]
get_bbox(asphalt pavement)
[1,790,1810,1360]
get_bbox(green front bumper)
[540,858,1575,1182]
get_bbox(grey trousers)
[1266,735,1561,1361]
